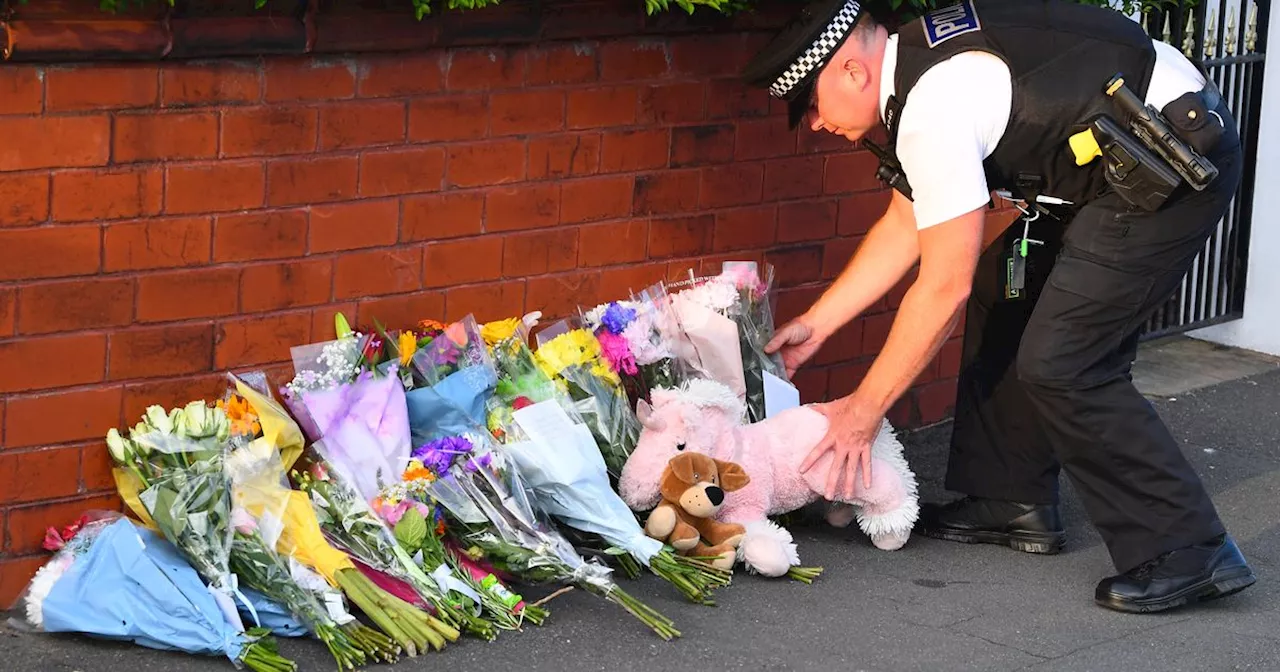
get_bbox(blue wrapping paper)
[38,518,248,662]
[406,365,496,449]
[239,587,309,638]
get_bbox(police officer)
[745,0,1256,613]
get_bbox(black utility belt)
[1069,74,1225,212]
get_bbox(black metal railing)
[1139,0,1269,339]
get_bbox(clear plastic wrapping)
[532,319,642,481]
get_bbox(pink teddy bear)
[618,378,920,578]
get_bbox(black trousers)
[945,98,1243,574]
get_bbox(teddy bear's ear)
[667,452,697,484]
[714,459,751,492]
[659,453,696,504]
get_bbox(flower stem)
[786,566,824,584]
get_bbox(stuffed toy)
[643,452,750,571]
[619,378,920,578]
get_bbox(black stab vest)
[885,0,1158,205]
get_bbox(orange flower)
[402,464,436,482]
[217,394,261,437]
[418,319,446,336]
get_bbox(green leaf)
[394,506,428,553]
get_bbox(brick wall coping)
[0,0,797,62]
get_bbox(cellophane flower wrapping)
[579,286,697,408]
[412,427,679,639]
[9,513,266,665]
[532,320,642,482]
[222,399,360,638]
[414,427,615,593]
[668,261,788,423]
[380,422,540,629]
[105,402,250,634]
[281,330,412,509]
[300,441,473,622]
[495,395,664,567]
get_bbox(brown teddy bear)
[643,452,750,570]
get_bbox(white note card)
[763,370,801,418]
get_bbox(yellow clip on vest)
[1069,128,1103,166]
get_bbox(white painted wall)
[1191,5,1280,356]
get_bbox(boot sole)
[920,527,1066,555]
[1095,567,1257,614]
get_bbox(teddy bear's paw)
[825,502,857,529]
[722,532,745,548]
[871,528,911,551]
[644,506,677,538]
[711,549,737,571]
[671,536,699,552]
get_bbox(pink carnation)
[597,330,639,376]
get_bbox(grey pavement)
[3,346,1278,671]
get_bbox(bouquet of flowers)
[667,261,788,423]
[533,321,642,482]
[219,376,449,659]
[402,316,498,455]
[376,441,550,630]
[482,319,642,576]
[105,401,295,671]
[296,442,494,642]
[11,513,295,672]
[281,317,410,508]
[580,284,699,407]
[489,392,732,605]
[220,376,400,668]
[408,426,681,640]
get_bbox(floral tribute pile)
[7,261,802,670]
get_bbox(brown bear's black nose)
[706,486,724,506]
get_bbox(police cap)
[742,0,866,129]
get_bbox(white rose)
[145,405,174,435]
[105,428,132,464]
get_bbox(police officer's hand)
[801,395,880,499]
[766,315,825,378]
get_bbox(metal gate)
[1138,0,1270,339]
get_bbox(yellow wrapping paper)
[230,374,306,471]
[225,375,354,587]
[112,467,159,531]
[229,437,355,587]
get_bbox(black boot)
[1095,534,1256,614]
[916,496,1066,554]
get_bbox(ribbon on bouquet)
[209,573,259,633]
[429,563,484,613]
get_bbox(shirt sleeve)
[893,51,1014,230]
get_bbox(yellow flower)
[398,331,418,367]
[481,318,521,346]
[536,329,597,373]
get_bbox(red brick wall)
[0,16,1016,604]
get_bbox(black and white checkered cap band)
[769,0,862,98]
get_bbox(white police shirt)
[878,34,1209,230]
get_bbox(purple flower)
[425,336,460,368]
[465,453,493,473]
[411,435,474,474]
[600,302,637,335]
